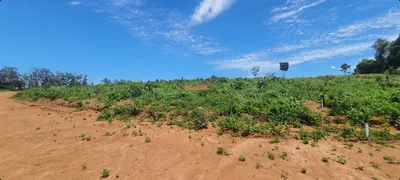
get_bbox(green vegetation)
[11,70,400,142]
[383,155,396,163]
[101,169,110,178]
[0,66,88,91]
[81,164,87,170]
[279,62,290,78]
[355,35,400,75]
[370,162,380,169]
[301,168,307,174]
[132,131,138,136]
[311,141,317,147]
[145,137,151,143]
[216,147,229,156]
[217,147,225,155]
[338,157,347,165]
[279,152,288,160]
[36,127,41,131]
[269,137,280,144]
[322,157,329,163]
[281,171,289,179]
[268,152,275,160]
[105,132,111,136]
[255,162,262,169]
[238,156,246,162]
[344,142,354,149]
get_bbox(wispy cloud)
[212,42,371,71]
[270,9,400,53]
[334,9,400,38]
[190,0,236,26]
[111,0,143,7]
[331,66,336,69]
[267,0,327,37]
[210,51,276,71]
[270,0,306,13]
[270,0,326,22]
[288,42,371,65]
[69,0,226,55]
[68,1,81,5]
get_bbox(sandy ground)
[0,92,400,180]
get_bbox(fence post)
[365,123,369,137]
[320,95,325,108]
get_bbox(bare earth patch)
[302,100,330,116]
[0,92,400,180]
[184,84,209,91]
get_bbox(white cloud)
[270,9,400,54]
[68,1,80,5]
[331,66,336,69]
[112,0,143,6]
[271,0,306,13]
[190,0,236,26]
[334,9,400,38]
[267,0,327,38]
[192,43,226,55]
[270,0,326,22]
[288,42,371,65]
[211,42,372,71]
[71,0,226,56]
[270,43,308,53]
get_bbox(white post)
[365,123,369,137]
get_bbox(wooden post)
[365,123,369,137]
[320,95,325,108]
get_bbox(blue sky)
[1,0,400,82]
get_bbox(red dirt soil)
[184,84,209,90]
[0,92,400,180]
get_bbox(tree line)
[354,33,400,74]
[2,34,399,90]
[0,67,88,90]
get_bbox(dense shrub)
[113,104,142,120]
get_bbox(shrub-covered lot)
[14,74,400,142]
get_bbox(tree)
[355,59,379,74]
[22,68,87,88]
[101,78,112,84]
[279,62,289,78]
[0,66,24,90]
[0,66,20,85]
[372,38,390,72]
[82,75,88,86]
[355,34,400,74]
[340,63,351,75]
[251,66,260,77]
[387,34,400,70]
[23,68,55,88]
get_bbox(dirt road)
[0,92,399,180]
